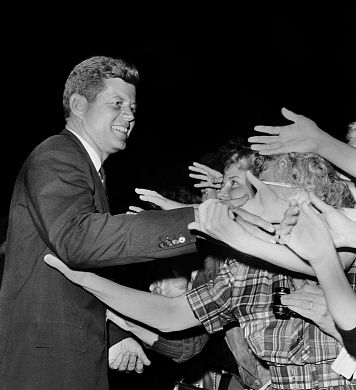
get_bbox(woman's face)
[217,163,255,207]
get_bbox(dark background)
[1,9,355,218]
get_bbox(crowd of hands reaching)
[44,108,356,376]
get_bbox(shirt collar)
[66,128,102,172]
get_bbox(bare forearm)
[76,272,199,332]
[318,131,356,177]
[228,235,315,275]
[312,255,356,330]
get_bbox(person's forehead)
[224,164,246,178]
[102,78,136,100]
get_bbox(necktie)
[99,165,107,191]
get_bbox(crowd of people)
[0,55,355,390]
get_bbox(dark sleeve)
[107,320,130,347]
[335,324,356,358]
[25,147,197,268]
[147,329,210,363]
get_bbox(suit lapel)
[61,129,110,212]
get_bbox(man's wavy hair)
[252,152,355,208]
[63,56,139,119]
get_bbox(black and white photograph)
[0,7,355,390]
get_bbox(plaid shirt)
[186,257,356,389]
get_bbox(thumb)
[281,107,298,122]
[246,170,265,191]
[139,351,151,366]
[300,201,323,226]
[308,192,333,214]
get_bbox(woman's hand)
[188,199,276,249]
[135,188,190,210]
[241,171,289,223]
[277,200,336,265]
[307,193,356,248]
[281,284,342,342]
[188,162,223,189]
[44,254,88,284]
[249,107,322,155]
[149,276,190,297]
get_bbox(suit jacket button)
[172,239,179,245]
[178,236,186,243]
[158,242,165,248]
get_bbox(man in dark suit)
[0,56,199,390]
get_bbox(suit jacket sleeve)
[24,143,197,268]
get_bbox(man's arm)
[26,148,197,268]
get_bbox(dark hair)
[63,56,139,118]
[199,137,256,173]
[252,153,355,208]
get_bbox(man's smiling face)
[81,77,137,161]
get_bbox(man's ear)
[69,94,88,119]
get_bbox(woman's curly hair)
[252,152,355,208]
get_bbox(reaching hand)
[135,188,189,210]
[278,200,336,264]
[126,206,144,214]
[188,199,275,248]
[248,107,322,155]
[44,254,88,284]
[149,276,190,297]
[108,338,151,373]
[188,162,223,189]
[281,284,341,342]
[241,171,289,223]
[307,193,356,248]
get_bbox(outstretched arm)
[278,198,356,331]
[249,107,356,177]
[44,254,200,333]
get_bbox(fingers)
[245,170,265,191]
[149,281,161,293]
[281,107,298,122]
[127,206,144,214]
[279,213,299,230]
[235,216,276,243]
[109,351,123,369]
[135,359,144,374]
[248,135,280,144]
[44,254,70,274]
[135,188,163,198]
[134,352,151,373]
[190,162,222,176]
[137,349,151,367]
[250,142,282,152]
[233,208,275,234]
[308,192,334,214]
[115,353,135,372]
[193,181,222,189]
[189,173,210,181]
[252,126,282,135]
[126,353,138,372]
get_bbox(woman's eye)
[113,101,123,109]
[231,180,239,186]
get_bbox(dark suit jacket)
[0,130,197,390]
